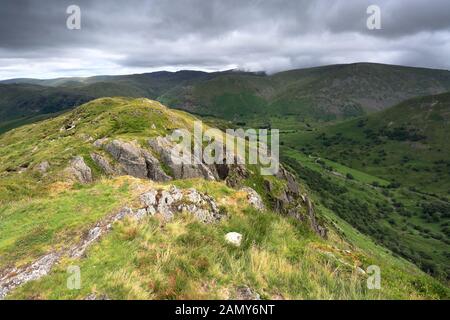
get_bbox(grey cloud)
[0,0,449,79]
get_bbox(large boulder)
[90,153,116,176]
[240,187,265,211]
[148,136,217,180]
[65,156,92,184]
[138,186,223,223]
[104,139,170,181]
[104,140,147,178]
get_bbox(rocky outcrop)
[103,139,171,182]
[139,186,223,223]
[84,293,110,300]
[235,286,261,300]
[0,183,227,299]
[222,163,249,188]
[90,153,116,176]
[143,151,172,182]
[148,136,217,180]
[276,166,300,197]
[34,161,50,174]
[0,252,60,299]
[71,134,326,237]
[240,187,265,211]
[260,165,327,238]
[93,138,108,148]
[0,205,144,299]
[305,197,328,239]
[65,156,92,184]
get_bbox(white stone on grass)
[225,232,243,247]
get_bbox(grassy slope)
[283,92,450,196]
[282,147,450,281]
[206,92,450,282]
[4,177,448,300]
[0,71,212,128]
[0,97,194,203]
[0,98,447,299]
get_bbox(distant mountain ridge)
[1,63,450,133]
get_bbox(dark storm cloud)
[0,0,449,79]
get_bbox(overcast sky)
[0,0,449,79]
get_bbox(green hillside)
[282,148,450,281]
[2,63,450,133]
[0,84,92,127]
[0,98,447,299]
[284,92,450,196]
[278,93,450,280]
[170,63,450,121]
[0,71,212,130]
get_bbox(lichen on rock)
[138,185,223,223]
[65,156,92,184]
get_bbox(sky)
[0,0,450,79]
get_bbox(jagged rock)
[60,121,76,132]
[356,267,366,275]
[142,151,172,182]
[35,161,50,174]
[225,232,243,246]
[305,197,327,239]
[66,156,92,184]
[104,139,170,181]
[93,138,108,148]
[70,207,138,259]
[0,252,60,299]
[262,166,327,239]
[138,186,223,223]
[240,187,265,211]
[263,179,289,211]
[140,189,158,207]
[223,163,249,188]
[90,153,116,175]
[148,136,216,180]
[105,140,148,178]
[235,286,261,300]
[84,293,110,300]
[264,166,300,211]
[276,166,300,196]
